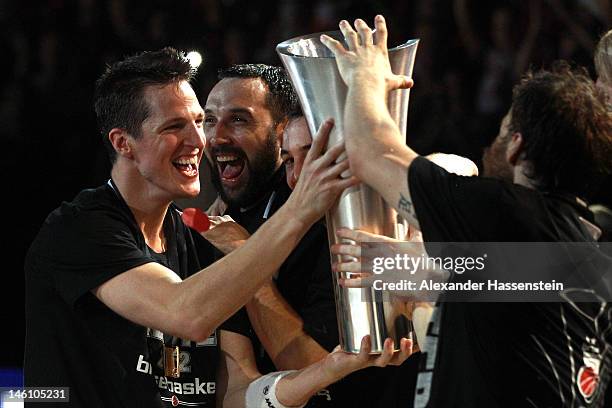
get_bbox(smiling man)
[205,64,292,210]
[23,49,410,408]
[203,65,340,380]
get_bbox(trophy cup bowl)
[277,31,418,353]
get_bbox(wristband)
[245,370,305,408]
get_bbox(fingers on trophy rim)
[374,14,387,47]
[354,18,373,46]
[339,20,359,51]
[320,34,344,54]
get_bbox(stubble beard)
[208,129,280,208]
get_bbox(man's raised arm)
[321,16,421,228]
[94,120,356,342]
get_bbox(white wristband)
[245,370,305,408]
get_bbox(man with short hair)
[323,16,612,407]
[206,64,422,407]
[204,65,339,375]
[24,48,410,408]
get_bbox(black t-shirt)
[24,181,248,407]
[224,170,339,366]
[224,168,420,408]
[408,157,612,407]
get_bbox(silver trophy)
[277,31,418,353]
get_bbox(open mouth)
[215,153,246,183]
[172,156,199,178]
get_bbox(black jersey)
[408,157,611,407]
[223,169,340,366]
[25,180,247,407]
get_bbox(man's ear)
[506,132,524,166]
[108,128,134,160]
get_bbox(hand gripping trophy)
[277,27,419,353]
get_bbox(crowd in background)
[1,0,610,368]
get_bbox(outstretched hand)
[321,335,413,382]
[320,15,413,92]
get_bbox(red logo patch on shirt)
[577,365,599,400]
[171,394,179,407]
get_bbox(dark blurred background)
[2,0,610,383]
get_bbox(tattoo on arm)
[398,193,415,219]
